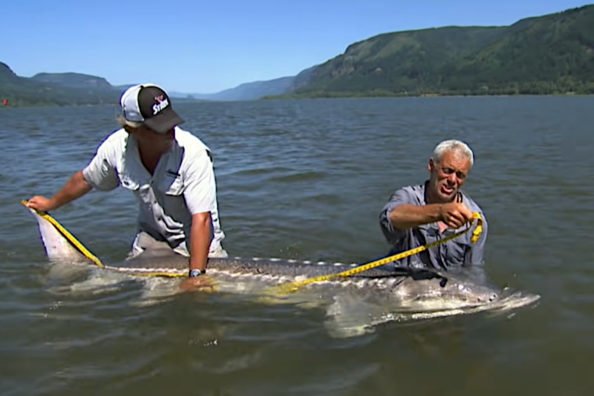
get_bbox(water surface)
[1,96,592,395]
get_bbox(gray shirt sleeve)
[379,186,418,245]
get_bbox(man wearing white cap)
[26,84,227,284]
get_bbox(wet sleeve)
[82,140,119,191]
[183,149,217,215]
[379,187,414,245]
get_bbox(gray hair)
[116,114,144,129]
[431,139,474,166]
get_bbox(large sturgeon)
[25,206,540,337]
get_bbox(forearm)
[189,212,213,271]
[28,170,92,212]
[388,203,443,230]
[51,171,92,208]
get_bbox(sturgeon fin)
[325,293,388,338]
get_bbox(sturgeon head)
[389,270,500,312]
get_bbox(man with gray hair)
[379,139,487,279]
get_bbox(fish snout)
[474,291,499,304]
[484,292,498,303]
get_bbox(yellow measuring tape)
[272,212,483,294]
[21,200,192,278]
[21,200,483,288]
[20,200,104,269]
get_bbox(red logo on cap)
[152,95,169,115]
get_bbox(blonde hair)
[116,114,144,129]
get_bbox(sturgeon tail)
[21,201,103,267]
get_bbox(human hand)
[180,275,216,293]
[25,196,56,212]
[439,202,474,229]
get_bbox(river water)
[1,96,592,395]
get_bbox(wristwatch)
[189,268,206,278]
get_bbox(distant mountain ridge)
[2,4,593,106]
[0,63,118,106]
[31,72,113,90]
[190,76,295,101]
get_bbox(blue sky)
[2,0,591,93]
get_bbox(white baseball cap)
[120,83,184,133]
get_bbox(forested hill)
[0,62,119,106]
[290,4,594,97]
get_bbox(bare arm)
[180,212,214,291]
[388,202,474,230]
[188,211,213,272]
[26,170,92,212]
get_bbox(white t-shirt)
[82,127,225,254]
